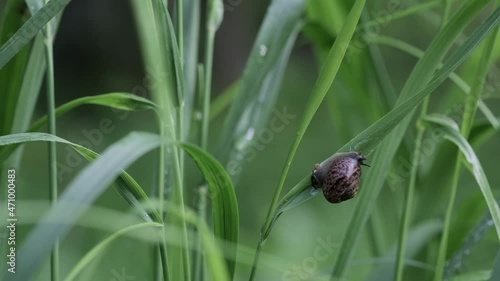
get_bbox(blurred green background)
[1,0,500,280]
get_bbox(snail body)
[311,152,369,203]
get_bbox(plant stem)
[433,16,499,281]
[201,23,215,150]
[176,0,183,64]
[395,97,429,281]
[160,229,172,281]
[248,240,264,281]
[44,11,59,281]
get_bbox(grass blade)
[181,143,239,278]
[3,132,163,281]
[421,115,500,244]
[0,0,30,135]
[200,0,223,149]
[260,0,366,243]
[29,93,157,131]
[0,0,71,69]
[368,35,499,129]
[63,222,163,281]
[250,0,366,280]
[267,4,500,230]
[331,2,495,279]
[181,0,200,140]
[0,132,163,223]
[216,0,306,173]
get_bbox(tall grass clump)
[0,0,499,280]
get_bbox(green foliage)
[0,0,499,280]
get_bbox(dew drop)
[259,45,267,57]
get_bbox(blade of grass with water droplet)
[216,0,306,178]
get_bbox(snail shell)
[311,152,369,203]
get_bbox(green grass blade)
[0,132,163,223]
[181,0,200,140]
[0,0,30,135]
[180,143,239,278]
[264,6,500,239]
[3,132,163,281]
[260,0,366,242]
[0,0,71,69]
[330,2,495,279]
[216,0,306,171]
[131,2,189,280]
[165,205,230,281]
[29,93,157,131]
[249,0,365,280]
[421,114,500,241]
[63,222,163,281]
[200,0,223,149]
[446,213,496,279]
[369,35,499,129]
[0,93,158,163]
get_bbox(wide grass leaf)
[216,0,306,176]
[180,143,239,277]
[0,132,162,223]
[0,132,164,281]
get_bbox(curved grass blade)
[3,132,163,281]
[63,222,163,281]
[29,93,157,131]
[260,0,366,244]
[250,0,366,280]
[445,213,496,279]
[421,114,500,241]
[0,0,72,69]
[216,0,306,175]
[0,132,162,223]
[330,3,498,280]
[260,5,500,271]
[180,142,239,278]
[368,35,499,129]
[0,93,158,173]
[131,2,188,279]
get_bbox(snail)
[311,152,370,203]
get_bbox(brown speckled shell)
[311,152,367,203]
